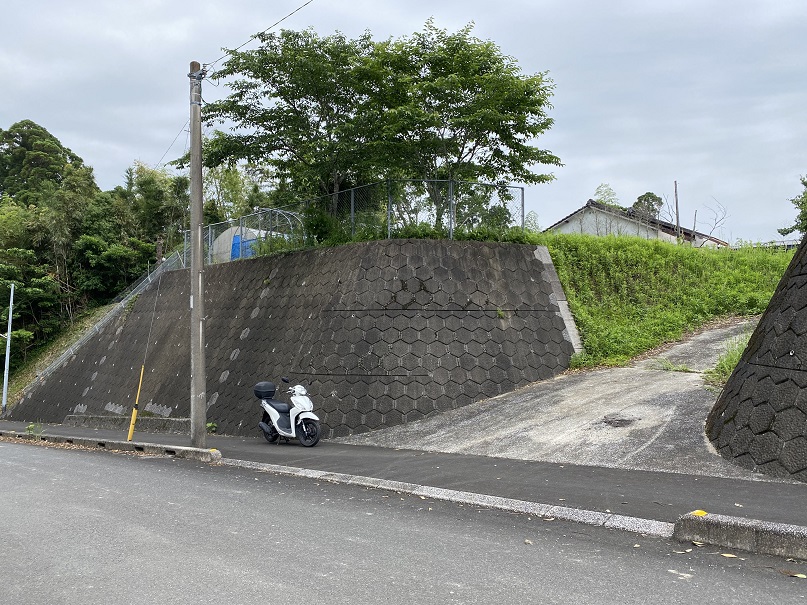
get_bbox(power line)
[204,0,316,71]
[156,119,190,168]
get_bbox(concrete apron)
[338,319,761,479]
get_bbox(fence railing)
[182,179,526,266]
[10,249,185,410]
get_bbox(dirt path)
[337,318,768,480]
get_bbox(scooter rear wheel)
[298,418,321,447]
[262,424,279,443]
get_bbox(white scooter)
[255,378,321,447]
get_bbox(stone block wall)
[10,239,578,438]
[706,237,807,481]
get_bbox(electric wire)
[156,119,190,168]
[142,273,163,366]
[204,0,316,71]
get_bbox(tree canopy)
[632,192,663,219]
[778,175,807,237]
[204,21,561,207]
[0,121,168,367]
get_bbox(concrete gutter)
[221,458,807,560]
[674,511,807,559]
[221,458,675,537]
[0,430,222,463]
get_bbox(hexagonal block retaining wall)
[9,239,579,438]
[706,237,807,482]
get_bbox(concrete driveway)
[338,318,760,480]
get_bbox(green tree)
[593,183,619,207]
[632,192,662,219]
[0,120,85,205]
[205,29,378,211]
[778,175,807,236]
[128,162,189,254]
[373,20,560,228]
[204,21,561,228]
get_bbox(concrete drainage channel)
[3,428,805,560]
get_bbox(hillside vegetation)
[259,225,793,368]
[540,234,790,366]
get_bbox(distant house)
[545,200,729,248]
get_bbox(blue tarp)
[231,235,257,260]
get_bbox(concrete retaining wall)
[706,236,807,482]
[10,239,578,438]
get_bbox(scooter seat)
[265,399,291,414]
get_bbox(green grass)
[649,358,696,373]
[4,304,116,406]
[539,234,790,367]
[704,332,752,387]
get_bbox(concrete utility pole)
[2,282,14,415]
[189,61,207,448]
[674,180,681,240]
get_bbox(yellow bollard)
[127,365,145,441]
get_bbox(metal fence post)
[387,179,392,240]
[448,179,455,240]
[520,187,525,230]
[207,225,212,265]
[350,189,355,238]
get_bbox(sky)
[2,0,805,243]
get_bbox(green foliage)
[704,332,751,387]
[0,120,85,205]
[205,21,560,224]
[593,183,619,207]
[650,358,695,373]
[633,192,663,219]
[544,234,790,366]
[25,421,43,437]
[778,175,807,236]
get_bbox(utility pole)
[674,180,681,240]
[2,283,14,415]
[189,61,207,448]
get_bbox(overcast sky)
[2,0,804,243]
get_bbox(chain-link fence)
[181,207,306,266]
[182,179,526,267]
[309,179,525,240]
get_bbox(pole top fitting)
[188,61,207,80]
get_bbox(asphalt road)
[1,442,803,604]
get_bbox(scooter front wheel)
[298,418,321,447]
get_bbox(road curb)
[6,429,807,559]
[673,510,807,559]
[219,457,675,538]
[0,430,222,463]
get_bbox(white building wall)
[550,207,678,243]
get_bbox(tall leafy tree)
[204,21,561,227]
[632,192,663,219]
[205,29,378,211]
[0,120,85,205]
[593,183,619,207]
[778,175,807,236]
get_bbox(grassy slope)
[4,304,116,405]
[541,234,791,366]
